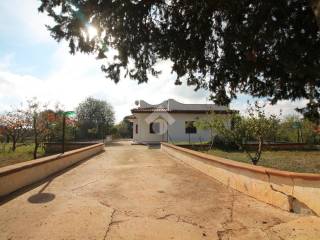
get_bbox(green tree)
[44,108,77,142]
[194,114,222,149]
[114,117,133,139]
[76,97,115,140]
[26,99,52,159]
[244,103,280,164]
[196,113,250,150]
[277,115,318,143]
[39,0,320,121]
[296,101,320,124]
[198,103,280,165]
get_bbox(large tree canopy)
[39,0,320,115]
[76,97,115,139]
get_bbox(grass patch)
[202,148,320,174]
[0,144,45,168]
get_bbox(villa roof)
[123,115,136,122]
[131,99,237,114]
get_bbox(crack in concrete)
[103,209,116,240]
[156,214,175,220]
[265,171,295,212]
[217,224,278,240]
[224,189,236,226]
[99,200,144,219]
[229,190,235,223]
[71,179,100,192]
[92,181,295,240]
[177,216,201,227]
[270,184,295,210]
[216,189,236,240]
[155,212,205,229]
[99,197,197,228]
[264,172,315,215]
[92,194,286,240]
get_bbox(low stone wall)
[0,143,104,197]
[161,142,320,216]
[44,142,98,154]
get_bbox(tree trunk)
[252,137,263,165]
[209,129,214,150]
[12,138,16,152]
[33,116,38,159]
[33,143,38,159]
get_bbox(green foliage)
[26,99,53,159]
[196,113,248,149]
[0,143,45,168]
[0,97,115,164]
[196,102,280,165]
[245,103,280,143]
[0,134,5,143]
[113,118,133,139]
[76,97,115,140]
[39,0,320,120]
[277,115,319,144]
[296,101,320,124]
[194,115,216,148]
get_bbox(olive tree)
[244,103,280,164]
[194,113,228,149]
[197,103,280,165]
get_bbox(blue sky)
[0,0,306,122]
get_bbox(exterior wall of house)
[132,112,228,144]
[133,113,168,143]
[167,113,212,143]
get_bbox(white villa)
[130,99,235,144]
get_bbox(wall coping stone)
[161,142,320,180]
[0,143,104,177]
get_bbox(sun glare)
[82,25,98,40]
[88,25,98,39]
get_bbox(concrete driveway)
[1,140,319,240]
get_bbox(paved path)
[1,141,320,240]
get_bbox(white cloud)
[0,53,15,71]
[230,94,307,118]
[0,43,210,122]
[0,0,54,43]
[264,99,308,117]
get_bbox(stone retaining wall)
[44,142,97,154]
[0,143,104,197]
[161,142,320,216]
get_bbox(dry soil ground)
[1,140,320,240]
